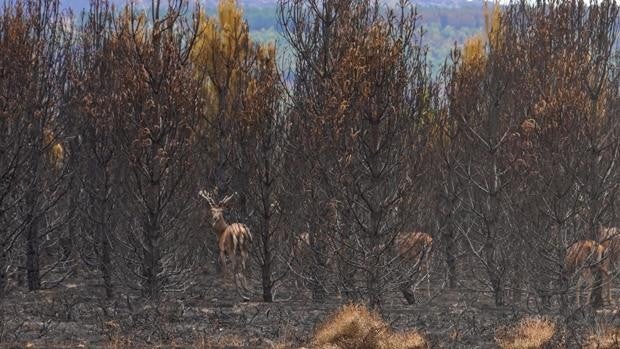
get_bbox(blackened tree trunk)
[25,213,41,291]
[0,242,7,298]
[261,217,273,302]
[142,215,162,300]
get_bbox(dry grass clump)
[584,326,620,349]
[380,330,428,349]
[312,304,388,348]
[103,336,134,349]
[495,316,556,349]
[311,304,428,349]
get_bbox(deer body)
[564,239,609,307]
[215,221,252,275]
[200,190,252,300]
[395,231,433,304]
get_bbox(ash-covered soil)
[1,266,619,348]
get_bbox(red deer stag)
[395,232,433,304]
[564,239,610,307]
[199,189,253,300]
[597,226,620,304]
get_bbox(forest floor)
[1,265,619,348]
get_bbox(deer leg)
[219,251,226,276]
[240,273,250,299]
[604,271,612,306]
[230,254,241,292]
[239,251,249,292]
[230,253,238,281]
[606,266,615,305]
[233,274,246,300]
[240,249,247,273]
[230,254,249,301]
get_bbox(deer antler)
[199,189,217,207]
[220,192,236,207]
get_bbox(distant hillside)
[61,0,489,11]
[61,0,487,8]
[61,0,487,69]
[241,2,486,70]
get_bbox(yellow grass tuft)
[584,326,620,349]
[311,304,428,349]
[312,304,388,348]
[380,330,429,349]
[103,336,133,349]
[495,316,556,349]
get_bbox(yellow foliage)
[193,1,250,74]
[460,0,502,72]
[192,1,249,87]
[483,0,503,49]
[43,128,64,169]
[50,143,64,167]
[495,316,556,349]
[311,304,429,349]
[461,34,486,70]
[257,41,276,68]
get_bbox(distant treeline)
[205,3,488,68]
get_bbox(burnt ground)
[1,263,619,348]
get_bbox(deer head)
[199,189,236,228]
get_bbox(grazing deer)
[564,239,610,307]
[395,231,433,304]
[598,226,620,304]
[199,189,253,300]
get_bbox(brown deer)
[597,226,620,304]
[395,231,433,304]
[564,239,610,307]
[199,189,253,300]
